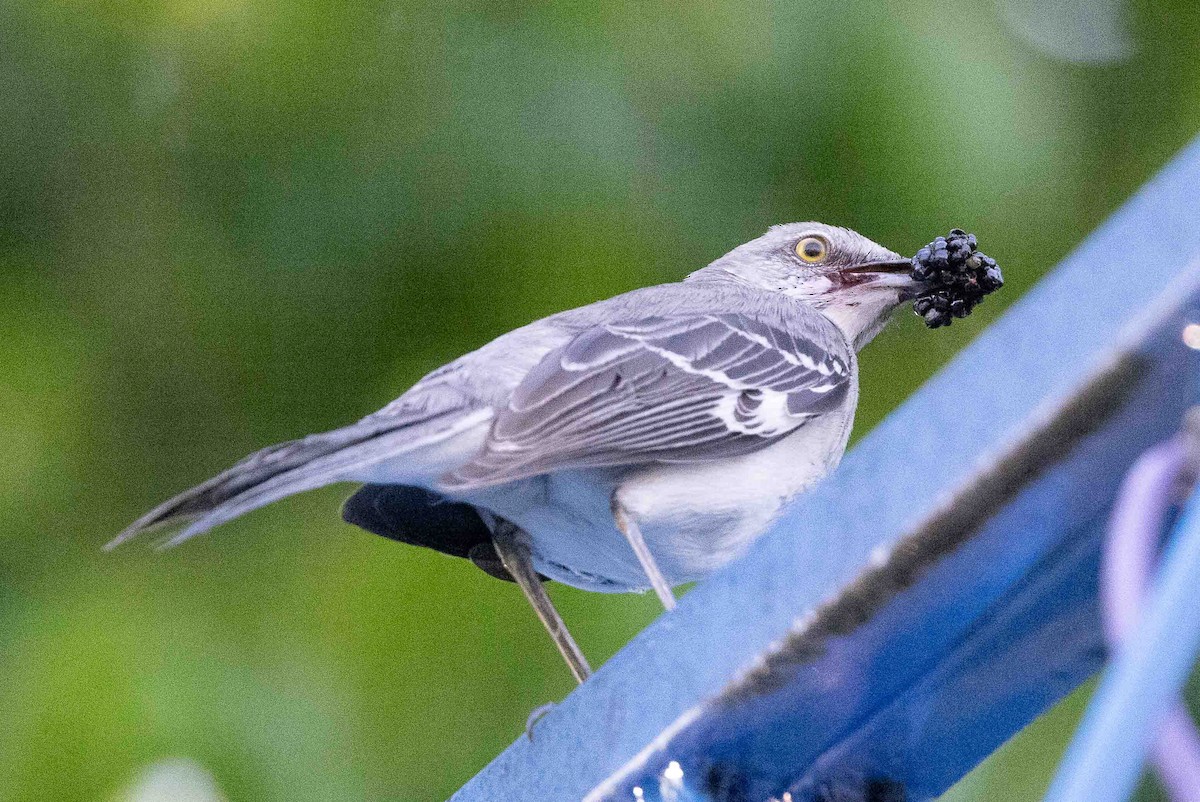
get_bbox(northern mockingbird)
[109,222,923,683]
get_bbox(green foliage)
[2,0,1199,798]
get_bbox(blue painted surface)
[452,134,1200,802]
[1045,483,1200,802]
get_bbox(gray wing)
[444,312,852,489]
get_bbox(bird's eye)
[796,236,829,263]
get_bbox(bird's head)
[690,222,915,350]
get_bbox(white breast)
[615,396,856,583]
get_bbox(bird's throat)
[818,293,903,351]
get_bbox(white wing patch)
[712,389,807,436]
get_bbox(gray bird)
[108,223,918,682]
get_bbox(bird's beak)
[843,258,913,276]
[841,258,916,292]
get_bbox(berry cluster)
[910,229,1003,328]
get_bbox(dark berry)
[909,228,1003,329]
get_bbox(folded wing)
[444,312,852,488]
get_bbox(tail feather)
[105,420,431,551]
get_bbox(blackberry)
[910,228,1003,328]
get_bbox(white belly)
[461,402,855,592]
[615,403,855,585]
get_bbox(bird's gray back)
[378,280,850,420]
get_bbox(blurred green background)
[2,0,1199,799]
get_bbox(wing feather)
[444,312,851,489]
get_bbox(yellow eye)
[796,236,829,263]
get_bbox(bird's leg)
[611,500,677,611]
[489,518,593,684]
